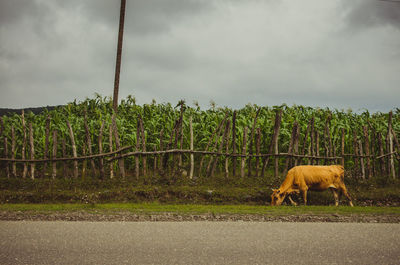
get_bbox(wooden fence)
[0,110,399,180]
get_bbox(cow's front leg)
[286,189,300,206]
[287,195,298,206]
[301,188,308,205]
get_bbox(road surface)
[1,221,399,264]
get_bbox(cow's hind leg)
[339,184,354,207]
[330,188,339,206]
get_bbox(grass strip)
[1,203,400,216]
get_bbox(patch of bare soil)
[1,211,399,223]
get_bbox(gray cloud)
[0,0,399,112]
[52,0,214,35]
[0,0,49,25]
[343,0,400,30]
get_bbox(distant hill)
[0,106,64,116]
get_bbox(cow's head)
[270,189,286,206]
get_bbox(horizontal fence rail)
[1,149,397,163]
[0,146,132,163]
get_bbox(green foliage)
[0,94,398,177]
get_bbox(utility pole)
[113,0,127,113]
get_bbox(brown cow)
[270,165,353,206]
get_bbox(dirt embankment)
[1,211,399,223]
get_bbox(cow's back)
[290,165,343,190]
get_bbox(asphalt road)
[1,221,399,265]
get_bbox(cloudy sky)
[1,0,399,111]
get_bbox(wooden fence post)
[389,131,395,179]
[283,121,298,176]
[328,125,333,160]
[98,121,105,179]
[358,140,365,180]
[3,137,9,178]
[310,117,315,165]
[353,130,359,174]
[81,141,87,179]
[159,129,164,173]
[390,127,400,178]
[241,127,248,178]
[112,114,125,178]
[29,122,35,180]
[11,126,16,177]
[43,116,50,177]
[79,133,87,179]
[189,116,194,179]
[387,112,396,179]
[62,139,67,178]
[135,118,141,179]
[206,118,226,176]
[363,126,371,178]
[163,119,178,174]
[21,110,27,178]
[255,127,261,177]
[84,112,96,176]
[370,126,376,177]
[139,117,147,176]
[109,124,114,179]
[66,120,78,178]
[341,128,345,167]
[224,124,231,178]
[294,123,300,167]
[52,130,57,179]
[172,108,184,175]
[153,145,157,178]
[262,109,282,176]
[301,118,312,165]
[0,117,8,178]
[324,114,332,165]
[377,133,385,176]
[274,119,280,179]
[333,141,338,165]
[232,111,237,177]
[248,108,261,177]
[210,120,230,177]
[179,117,184,169]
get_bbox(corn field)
[0,95,399,181]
